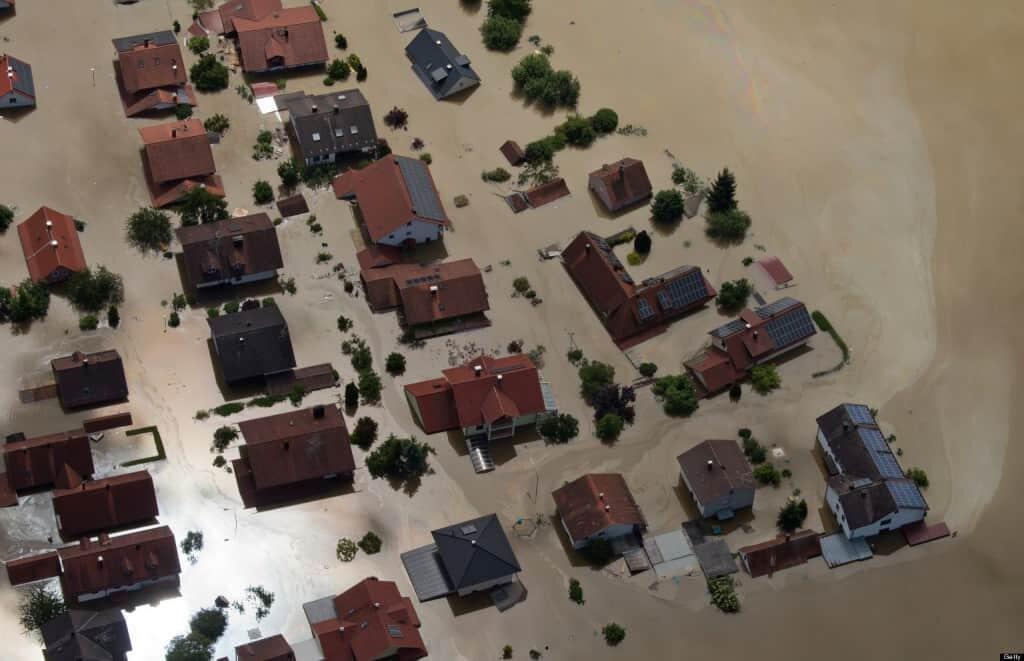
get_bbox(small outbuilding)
[677,439,755,520]
[756,255,794,289]
[588,158,653,213]
[500,140,525,166]
[737,530,821,578]
[17,206,87,284]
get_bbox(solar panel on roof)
[869,449,903,479]
[655,270,708,311]
[397,157,446,221]
[887,480,927,509]
[845,404,875,425]
[764,306,816,348]
[637,298,655,321]
[858,428,888,452]
[756,297,799,318]
[387,624,404,638]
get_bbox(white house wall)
[378,219,443,247]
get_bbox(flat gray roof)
[400,543,454,602]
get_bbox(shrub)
[738,428,752,439]
[633,230,652,254]
[172,293,188,310]
[356,66,367,81]
[187,35,210,54]
[107,305,120,328]
[336,315,353,332]
[312,0,327,20]
[481,15,523,51]
[178,186,228,226]
[753,463,781,486]
[777,498,808,532]
[3,279,50,323]
[602,623,626,646]
[167,311,180,328]
[327,58,350,81]
[652,374,699,417]
[346,53,363,72]
[358,531,382,554]
[189,608,227,642]
[173,19,181,33]
[77,314,98,331]
[706,168,738,214]
[538,413,579,444]
[750,364,781,395]
[288,385,306,407]
[277,158,301,189]
[488,0,532,22]
[708,576,740,613]
[0,204,12,233]
[555,114,596,147]
[672,165,705,194]
[651,189,685,223]
[418,152,432,164]
[66,266,124,312]
[638,362,658,378]
[204,113,230,134]
[206,306,219,318]
[281,277,297,295]
[350,339,373,371]
[190,54,229,91]
[705,208,752,243]
[358,370,382,403]
[126,207,172,251]
[253,131,274,160]
[344,382,360,409]
[905,467,929,488]
[568,578,584,604]
[175,104,194,120]
[781,468,792,478]
[213,402,245,417]
[589,107,619,133]
[18,587,66,634]
[336,538,358,562]
[351,416,378,449]
[334,33,348,49]
[223,300,240,314]
[581,538,613,564]
[716,278,753,313]
[365,435,434,480]
[482,167,512,182]
[524,138,556,165]
[316,252,333,264]
[503,646,513,660]
[212,426,237,453]
[246,394,285,408]
[578,360,614,401]
[384,107,409,129]
[512,276,531,293]
[595,413,624,442]
[567,348,584,365]
[626,251,642,266]
[385,352,406,375]
[165,633,213,661]
[261,297,276,308]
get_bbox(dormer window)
[350,125,359,134]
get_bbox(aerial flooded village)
[0,0,1014,660]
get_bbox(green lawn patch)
[121,426,167,466]
[811,310,850,377]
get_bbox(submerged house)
[677,439,755,520]
[234,5,328,73]
[685,297,817,395]
[737,529,821,578]
[52,350,129,410]
[2,429,94,492]
[208,306,296,384]
[0,53,35,108]
[405,28,480,100]
[42,609,132,661]
[139,118,224,207]
[562,231,716,348]
[588,158,653,213]
[552,473,646,551]
[284,89,378,166]
[52,468,159,539]
[234,635,295,661]
[333,155,448,247]
[112,31,196,116]
[198,0,284,36]
[17,206,87,284]
[817,404,928,539]
[176,213,283,290]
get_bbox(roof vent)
[45,220,53,228]
[744,323,752,329]
[373,602,380,608]
[473,365,482,377]
[436,39,442,45]
[471,539,477,545]
[604,505,611,511]
[496,374,503,382]
[429,285,438,295]
[50,240,59,247]
[706,459,713,470]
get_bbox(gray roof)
[112,31,177,53]
[400,543,455,602]
[208,306,296,382]
[42,609,132,661]
[6,54,35,98]
[405,28,481,99]
[285,89,378,159]
[432,513,520,589]
[301,594,339,625]
[396,155,446,221]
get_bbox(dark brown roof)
[359,254,489,325]
[208,307,296,382]
[42,609,133,661]
[235,634,294,661]
[6,551,61,586]
[235,7,328,73]
[588,158,652,212]
[676,440,754,507]
[236,405,354,492]
[552,473,646,542]
[738,530,820,578]
[500,140,525,166]
[176,213,283,288]
[52,470,158,538]
[830,478,899,530]
[17,206,87,283]
[276,193,309,217]
[3,429,94,491]
[58,526,181,601]
[113,32,187,94]
[524,177,570,208]
[51,350,129,409]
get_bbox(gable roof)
[236,405,354,491]
[176,213,283,287]
[285,89,378,159]
[738,530,821,578]
[58,526,181,600]
[405,28,480,99]
[217,0,282,33]
[757,255,793,286]
[0,53,35,99]
[677,439,754,506]
[207,306,296,382]
[17,206,87,283]
[41,609,132,661]
[432,514,520,589]
[52,470,158,538]
[234,634,294,661]
[2,429,94,492]
[113,32,186,94]
[51,350,129,409]
[333,156,448,242]
[552,473,645,542]
[359,254,489,325]
[588,158,653,211]
[139,119,216,184]
[234,6,328,73]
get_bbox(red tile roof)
[140,119,216,183]
[676,440,754,507]
[58,526,181,602]
[235,6,328,73]
[333,157,448,244]
[524,177,570,208]
[235,634,294,661]
[52,470,158,539]
[562,231,716,346]
[552,473,646,543]
[310,577,427,661]
[217,0,282,34]
[588,158,652,212]
[16,206,87,283]
[2,429,94,492]
[405,355,546,433]
[115,40,186,94]
[757,256,793,286]
[738,530,820,578]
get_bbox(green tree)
[481,15,523,51]
[578,360,615,401]
[108,305,121,328]
[706,168,737,214]
[189,608,227,642]
[80,314,99,331]
[523,138,556,165]
[166,632,214,661]
[346,53,363,72]
[638,362,657,378]
[488,0,532,21]
[581,538,613,564]
[652,374,699,417]
[344,382,360,409]
[334,33,348,49]
[5,279,50,323]
[633,230,652,254]
[178,186,228,226]
[482,167,512,182]
[385,352,406,375]
[277,159,301,189]
[705,208,752,243]
[365,435,434,481]
[187,36,210,54]
[18,587,66,635]
[512,276,531,293]
[589,107,619,133]
[595,413,624,442]
[358,531,382,554]
[175,104,193,120]
[327,58,351,81]
[358,370,382,403]
[203,113,230,134]
[650,189,685,223]
[351,416,378,449]
[777,498,808,532]
[708,575,740,613]
[602,623,626,646]
[753,463,781,486]
[65,266,124,312]
[212,426,237,453]
[555,114,596,147]
[538,413,579,443]
[126,207,172,251]
[750,364,781,395]
[252,180,274,205]
[190,54,229,92]
[568,578,584,604]
[716,278,752,313]
[0,204,13,233]
[543,69,580,107]
[905,467,929,488]
[511,53,552,87]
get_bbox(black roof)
[405,28,481,100]
[52,350,129,410]
[42,609,132,661]
[208,306,296,382]
[285,90,378,159]
[432,514,520,589]
[112,31,177,53]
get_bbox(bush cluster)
[511,53,579,108]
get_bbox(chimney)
[45,220,53,228]
[238,337,245,345]
[373,602,380,608]
[584,243,591,252]
[706,460,713,470]
[496,374,503,383]
[604,505,611,512]
[171,128,177,138]
[50,240,59,247]
[429,285,438,295]
[311,103,318,113]
[473,365,482,377]
[598,492,604,499]
[313,405,325,419]
[333,104,339,114]
[97,555,104,567]
[753,330,758,339]
[744,323,752,330]
[842,421,850,432]
[283,441,290,451]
